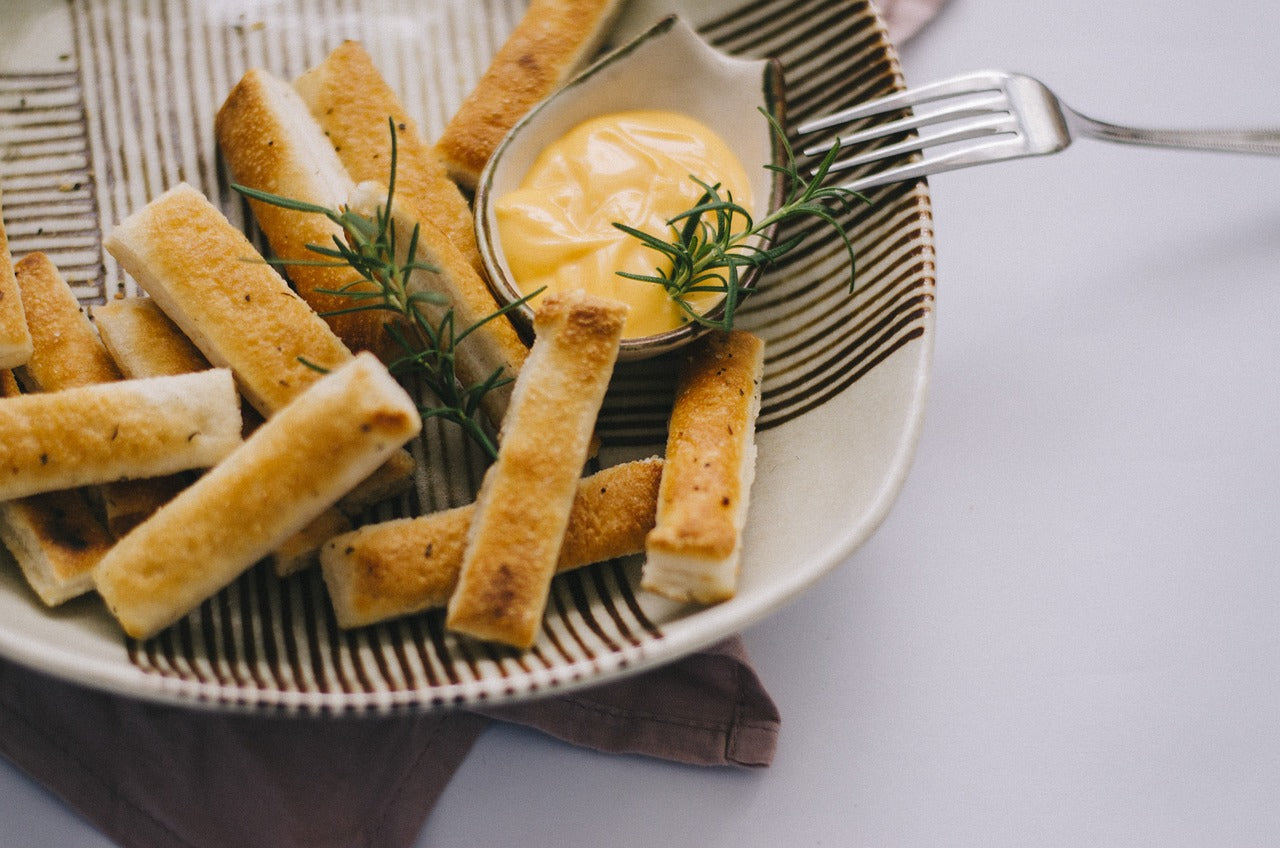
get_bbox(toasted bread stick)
[104,183,352,418]
[322,457,660,628]
[93,353,421,640]
[347,181,528,425]
[91,297,211,379]
[0,193,33,370]
[436,0,623,189]
[446,290,626,648]
[13,252,122,391]
[0,369,242,502]
[642,330,764,603]
[0,489,115,607]
[215,68,385,354]
[293,40,486,279]
[0,370,113,606]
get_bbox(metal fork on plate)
[796,69,1280,192]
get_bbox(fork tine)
[821,113,1018,174]
[800,91,1007,158]
[796,70,1009,135]
[834,136,1030,193]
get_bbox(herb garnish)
[232,119,532,460]
[613,109,868,331]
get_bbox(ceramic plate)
[0,0,934,712]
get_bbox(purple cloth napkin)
[0,638,774,848]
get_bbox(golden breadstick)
[94,353,421,640]
[642,330,764,603]
[0,370,113,606]
[0,369,241,502]
[293,40,486,279]
[215,68,384,354]
[446,290,626,648]
[322,457,661,628]
[104,183,352,418]
[13,252,122,391]
[0,489,115,607]
[91,297,211,379]
[436,0,623,189]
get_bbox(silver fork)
[796,69,1280,193]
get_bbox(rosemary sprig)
[614,109,868,331]
[232,118,529,460]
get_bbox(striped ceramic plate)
[0,0,934,712]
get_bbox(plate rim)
[0,0,935,714]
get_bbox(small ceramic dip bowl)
[474,15,786,361]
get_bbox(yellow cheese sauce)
[495,110,753,339]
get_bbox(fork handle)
[1068,112,1280,156]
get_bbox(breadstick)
[0,369,242,502]
[0,488,115,607]
[642,330,764,603]
[436,0,623,189]
[0,369,113,606]
[322,457,661,628]
[0,189,33,369]
[93,353,421,640]
[0,489,115,607]
[104,183,352,418]
[13,252,122,391]
[446,290,626,648]
[347,181,528,425]
[91,297,211,379]
[293,40,486,279]
[215,68,384,354]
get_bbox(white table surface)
[4,0,1280,845]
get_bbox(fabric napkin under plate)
[0,1,947,845]
[0,638,774,848]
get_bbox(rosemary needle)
[233,118,531,461]
[614,109,869,331]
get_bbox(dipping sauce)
[495,110,753,339]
